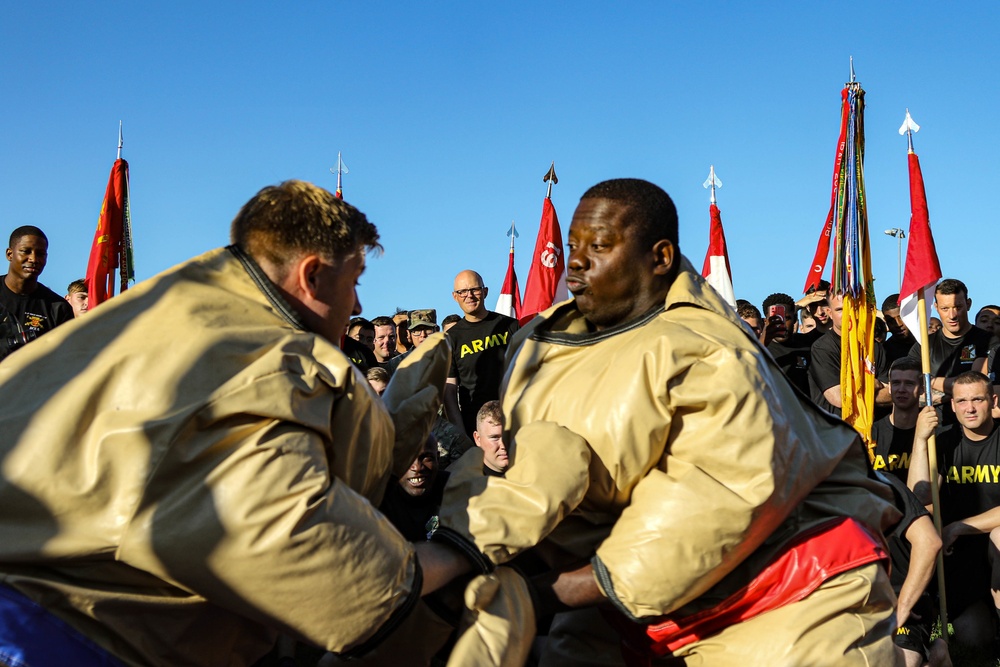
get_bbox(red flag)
[521,197,566,320]
[85,159,130,308]
[899,152,942,336]
[803,88,851,293]
[494,246,521,319]
[700,203,736,308]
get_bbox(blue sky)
[3,3,998,324]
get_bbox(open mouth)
[407,476,426,487]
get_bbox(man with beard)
[418,178,901,666]
[1,226,73,359]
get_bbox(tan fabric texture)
[446,567,536,667]
[438,259,900,663]
[0,248,448,666]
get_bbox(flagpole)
[117,121,123,160]
[901,109,949,640]
[329,152,348,199]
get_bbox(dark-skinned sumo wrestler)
[417,179,903,667]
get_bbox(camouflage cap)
[408,309,437,330]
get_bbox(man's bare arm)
[897,515,941,626]
[822,385,843,409]
[907,406,939,504]
[443,379,466,436]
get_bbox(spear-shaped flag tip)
[507,220,519,238]
[543,162,558,185]
[899,109,920,136]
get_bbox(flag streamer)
[85,157,133,308]
[827,80,876,445]
[521,163,566,321]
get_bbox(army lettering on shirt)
[456,330,513,358]
[938,424,1000,523]
[869,416,916,484]
[446,311,519,434]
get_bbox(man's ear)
[5,248,12,262]
[651,239,675,276]
[287,254,323,300]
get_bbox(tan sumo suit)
[435,259,903,667]
[0,246,450,666]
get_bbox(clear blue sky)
[3,3,997,324]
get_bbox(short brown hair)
[230,180,381,275]
[953,371,994,396]
[66,279,87,295]
[476,400,503,431]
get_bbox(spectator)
[797,280,833,333]
[347,316,375,350]
[809,292,890,415]
[908,279,999,423]
[366,365,389,396]
[870,357,923,483]
[473,400,507,476]
[883,293,915,363]
[393,310,412,355]
[386,309,436,376]
[64,278,89,318]
[799,308,817,334]
[0,180,453,666]
[735,299,762,338]
[378,434,447,542]
[910,372,1000,655]
[762,292,821,395]
[441,313,461,332]
[370,315,397,366]
[443,270,519,436]
[929,317,942,334]
[975,305,1000,339]
[1,226,73,359]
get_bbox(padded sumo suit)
[0,246,451,667]
[434,259,903,667]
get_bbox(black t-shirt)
[446,312,519,433]
[378,471,449,542]
[341,335,378,373]
[938,423,1000,524]
[808,329,887,415]
[884,332,915,364]
[909,326,998,424]
[767,329,823,396]
[0,277,74,358]
[908,326,997,380]
[870,416,916,484]
[881,473,931,590]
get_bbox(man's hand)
[941,522,967,555]
[915,406,939,442]
[759,316,786,347]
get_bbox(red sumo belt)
[604,517,888,666]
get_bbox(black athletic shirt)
[870,416,916,484]
[0,277,73,358]
[446,312,519,433]
[767,329,823,396]
[808,330,888,415]
[938,423,1000,524]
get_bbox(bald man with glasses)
[444,270,519,436]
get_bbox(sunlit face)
[303,252,364,345]
[453,271,488,318]
[951,381,997,434]
[6,235,48,285]
[799,315,817,334]
[566,198,671,330]
[398,438,439,497]
[889,369,921,412]
[66,291,89,317]
[807,292,832,328]
[409,326,434,348]
[373,325,396,361]
[741,315,762,336]
[474,419,508,473]
[934,292,971,338]
[829,294,845,335]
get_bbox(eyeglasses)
[410,328,434,337]
[454,287,484,297]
